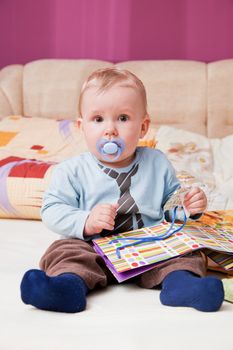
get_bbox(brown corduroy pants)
[39,238,206,290]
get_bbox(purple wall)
[0,0,233,68]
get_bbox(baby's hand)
[183,187,207,216]
[84,203,119,237]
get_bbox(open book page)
[93,211,233,282]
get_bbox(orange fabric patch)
[37,150,49,154]
[9,116,21,120]
[0,131,18,146]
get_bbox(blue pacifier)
[96,138,125,161]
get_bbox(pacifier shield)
[96,138,125,162]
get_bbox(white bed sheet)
[0,219,233,350]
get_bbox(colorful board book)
[92,216,233,282]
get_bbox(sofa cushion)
[208,60,233,137]
[23,59,113,120]
[116,60,207,135]
[0,65,23,116]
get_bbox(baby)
[20,67,224,313]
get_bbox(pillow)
[154,125,233,211]
[0,116,157,219]
[210,135,233,197]
[0,156,55,219]
[154,125,215,188]
[0,115,88,219]
[0,115,88,162]
[148,125,225,211]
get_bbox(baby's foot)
[20,269,88,313]
[160,270,224,312]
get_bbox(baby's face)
[79,84,149,167]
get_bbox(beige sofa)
[0,59,233,350]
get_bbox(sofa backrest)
[23,59,113,121]
[116,60,206,135]
[0,64,23,116]
[1,58,233,138]
[208,60,233,138]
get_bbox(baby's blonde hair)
[78,67,148,116]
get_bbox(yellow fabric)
[222,278,233,303]
[138,138,157,148]
[0,131,18,146]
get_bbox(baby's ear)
[140,115,150,138]
[77,117,83,130]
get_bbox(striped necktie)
[99,163,144,235]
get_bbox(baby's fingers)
[99,213,115,226]
[96,220,115,232]
[184,187,207,214]
[185,200,206,215]
[184,187,201,201]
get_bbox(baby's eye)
[94,115,103,123]
[118,114,129,122]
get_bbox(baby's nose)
[104,123,118,136]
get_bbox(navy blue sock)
[160,270,224,312]
[20,269,89,313]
